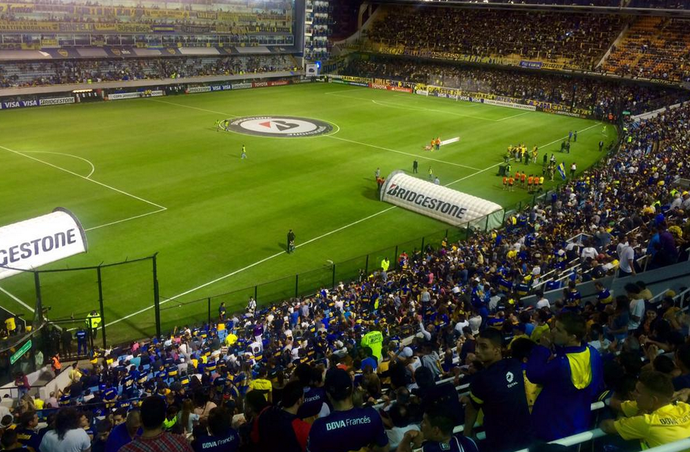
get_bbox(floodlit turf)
[0,82,615,342]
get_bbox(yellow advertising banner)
[0,20,58,31]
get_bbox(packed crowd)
[366,8,626,70]
[2,90,690,451]
[603,17,690,82]
[0,55,296,88]
[343,57,687,116]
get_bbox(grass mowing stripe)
[325,135,481,171]
[0,286,34,313]
[0,145,167,211]
[100,205,400,328]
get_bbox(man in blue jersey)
[191,407,239,452]
[307,368,389,452]
[526,312,604,442]
[465,328,533,452]
[398,406,478,452]
[105,410,141,452]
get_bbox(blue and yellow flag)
[558,162,567,180]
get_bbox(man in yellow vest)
[381,258,390,272]
[85,310,102,346]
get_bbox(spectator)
[191,407,239,452]
[526,312,604,441]
[39,408,91,452]
[464,328,533,452]
[398,405,478,452]
[255,381,311,452]
[2,428,28,452]
[601,371,690,448]
[15,411,40,452]
[105,410,141,452]
[307,369,389,452]
[120,397,193,452]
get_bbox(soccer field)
[0,82,614,342]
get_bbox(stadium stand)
[4,2,690,452]
[365,7,627,70]
[1,99,689,450]
[342,57,688,116]
[0,55,297,88]
[602,17,690,82]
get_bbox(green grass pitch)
[0,82,615,342]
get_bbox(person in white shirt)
[581,241,598,261]
[626,283,645,331]
[40,408,91,452]
[535,290,550,310]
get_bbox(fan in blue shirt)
[307,369,388,452]
[397,406,478,452]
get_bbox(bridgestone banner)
[380,171,503,229]
[0,208,88,281]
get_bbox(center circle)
[227,116,334,138]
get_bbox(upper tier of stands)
[603,17,690,82]
[365,7,627,70]
[0,0,295,48]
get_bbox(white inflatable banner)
[0,208,88,280]
[380,171,503,228]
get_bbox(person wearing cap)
[307,368,389,452]
[465,328,533,452]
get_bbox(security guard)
[85,310,102,346]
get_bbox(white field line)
[149,99,241,117]
[445,122,602,187]
[0,286,35,312]
[496,111,532,122]
[84,207,167,232]
[102,206,399,328]
[369,99,503,122]
[0,145,166,211]
[24,151,96,178]
[325,135,481,171]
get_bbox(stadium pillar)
[485,215,489,232]
[254,285,258,303]
[96,266,107,350]
[295,274,299,298]
[152,254,161,338]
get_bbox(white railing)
[643,438,690,452]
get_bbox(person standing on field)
[413,160,418,174]
[241,145,247,159]
[287,229,295,254]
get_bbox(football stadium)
[0,0,690,451]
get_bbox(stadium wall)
[0,73,308,110]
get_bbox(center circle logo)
[227,116,333,138]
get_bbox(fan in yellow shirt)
[601,371,690,450]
